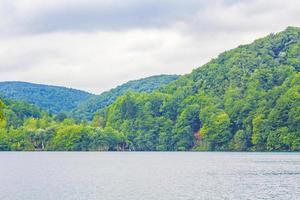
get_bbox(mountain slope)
[72,75,179,120]
[96,26,300,151]
[0,81,92,114]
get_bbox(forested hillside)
[72,75,179,120]
[95,26,300,151]
[0,27,299,151]
[0,75,178,118]
[0,81,92,114]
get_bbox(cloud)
[0,30,200,92]
[0,0,299,93]
[0,0,204,35]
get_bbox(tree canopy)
[0,81,92,114]
[71,75,179,120]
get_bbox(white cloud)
[0,0,299,93]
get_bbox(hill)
[0,81,92,114]
[95,26,300,151]
[72,75,179,120]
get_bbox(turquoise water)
[0,152,299,200]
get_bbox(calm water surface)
[0,152,299,200]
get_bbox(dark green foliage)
[0,100,4,121]
[55,113,68,122]
[0,81,92,114]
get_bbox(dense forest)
[0,27,299,151]
[0,81,92,114]
[0,75,178,118]
[72,75,179,120]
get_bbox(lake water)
[0,152,299,200]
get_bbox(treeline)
[71,75,179,120]
[0,75,179,118]
[0,27,299,151]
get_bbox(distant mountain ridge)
[0,81,93,114]
[0,75,179,116]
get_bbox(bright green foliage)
[50,124,91,151]
[200,111,231,151]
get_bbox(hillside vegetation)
[95,26,300,151]
[0,27,299,151]
[72,75,179,120]
[0,82,92,114]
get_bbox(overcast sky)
[0,0,299,93]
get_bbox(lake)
[0,152,299,200]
